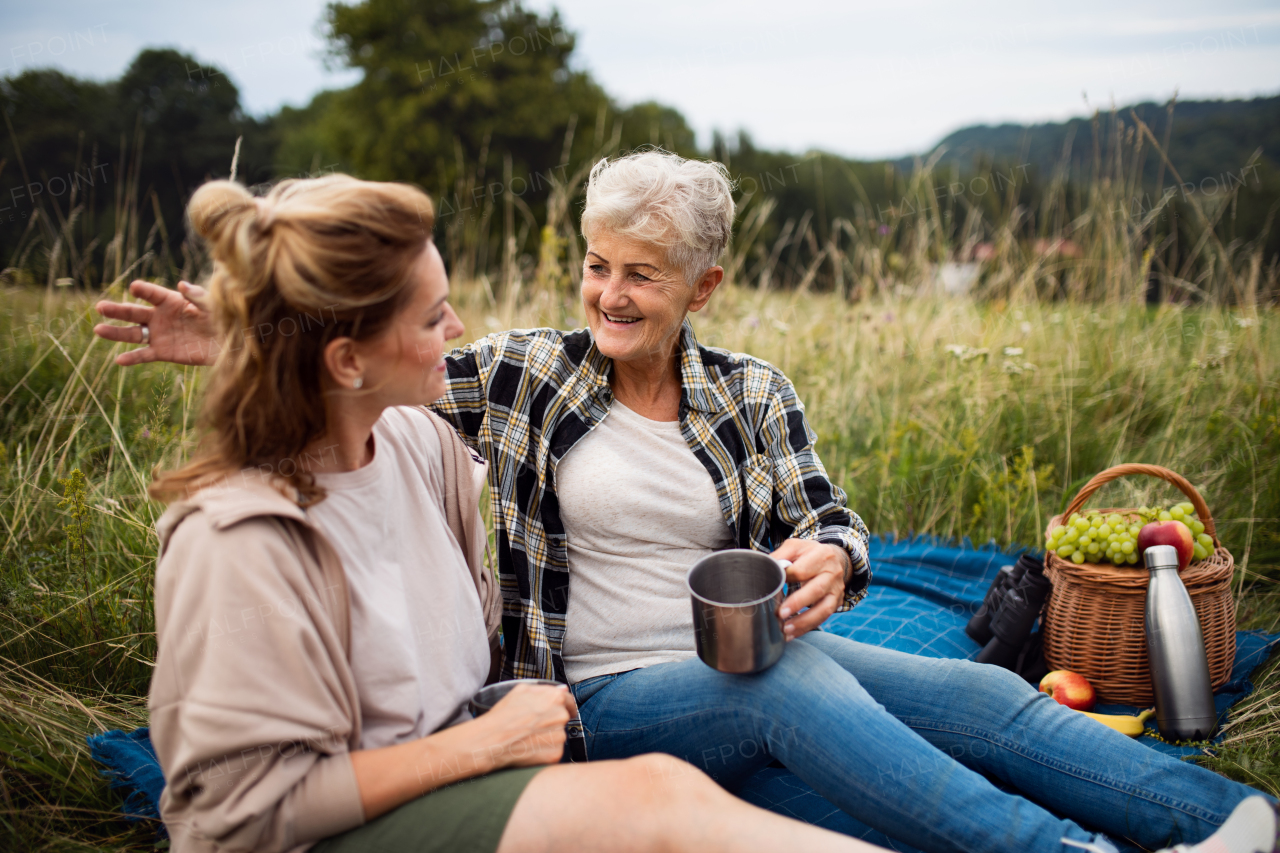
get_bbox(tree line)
[2,0,1276,300]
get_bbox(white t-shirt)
[558,401,735,683]
[308,406,490,749]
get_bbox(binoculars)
[965,553,1051,670]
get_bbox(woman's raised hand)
[772,538,851,640]
[94,280,220,367]
[476,683,577,769]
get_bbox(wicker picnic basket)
[1040,463,1235,705]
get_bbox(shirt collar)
[580,318,728,416]
[675,319,729,415]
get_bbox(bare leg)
[497,754,884,853]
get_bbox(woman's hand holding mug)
[473,682,577,769]
[771,538,851,640]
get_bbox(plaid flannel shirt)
[431,319,870,682]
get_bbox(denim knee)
[920,655,1038,701]
[748,638,882,714]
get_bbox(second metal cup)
[468,678,562,717]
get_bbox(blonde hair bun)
[154,173,437,505]
[187,180,257,271]
[188,180,258,268]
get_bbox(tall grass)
[2,123,194,305]
[2,284,1276,849]
[339,105,1280,308]
[1,118,1278,847]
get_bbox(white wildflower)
[946,345,989,362]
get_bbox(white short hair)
[581,150,735,285]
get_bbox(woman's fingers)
[533,685,573,724]
[559,686,579,718]
[93,279,221,366]
[92,322,146,344]
[769,537,809,564]
[93,303,160,366]
[94,300,153,325]
[495,684,573,727]
[783,591,840,638]
[177,280,210,304]
[780,579,826,616]
[113,346,164,367]
[485,685,571,767]
[128,279,178,306]
[778,571,836,623]
[774,539,847,639]
[778,552,832,613]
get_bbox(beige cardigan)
[149,409,499,853]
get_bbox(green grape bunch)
[1044,502,1215,567]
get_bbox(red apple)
[1137,520,1194,571]
[1039,670,1097,711]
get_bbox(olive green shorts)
[313,766,544,853]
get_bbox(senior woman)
[97,152,1275,853]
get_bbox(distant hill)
[900,95,1280,185]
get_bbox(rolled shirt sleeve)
[759,372,870,610]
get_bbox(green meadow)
[1,276,1277,848]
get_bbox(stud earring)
[353,377,363,389]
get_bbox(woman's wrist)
[418,717,504,784]
[822,541,852,586]
[353,718,505,820]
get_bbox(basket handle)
[1061,463,1218,543]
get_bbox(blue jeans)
[572,632,1269,853]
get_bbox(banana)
[1077,707,1156,737]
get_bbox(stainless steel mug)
[687,549,790,674]
[468,678,588,763]
[1144,544,1217,741]
[468,678,562,717]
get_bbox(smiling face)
[581,229,720,369]
[350,241,464,407]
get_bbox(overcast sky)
[3,0,1278,159]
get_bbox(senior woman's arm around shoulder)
[752,368,871,641]
[93,279,506,445]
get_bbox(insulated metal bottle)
[1144,544,1217,741]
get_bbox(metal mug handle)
[774,558,798,597]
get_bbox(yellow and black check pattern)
[432,320,870,682]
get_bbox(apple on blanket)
[1038,670,1096,711]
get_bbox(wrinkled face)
[358,241,464,406]
[581,229,705,366]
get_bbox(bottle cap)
[1143,544,1178,571]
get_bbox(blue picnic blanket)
[731,535,1280,851]
[89,535,1278,848]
